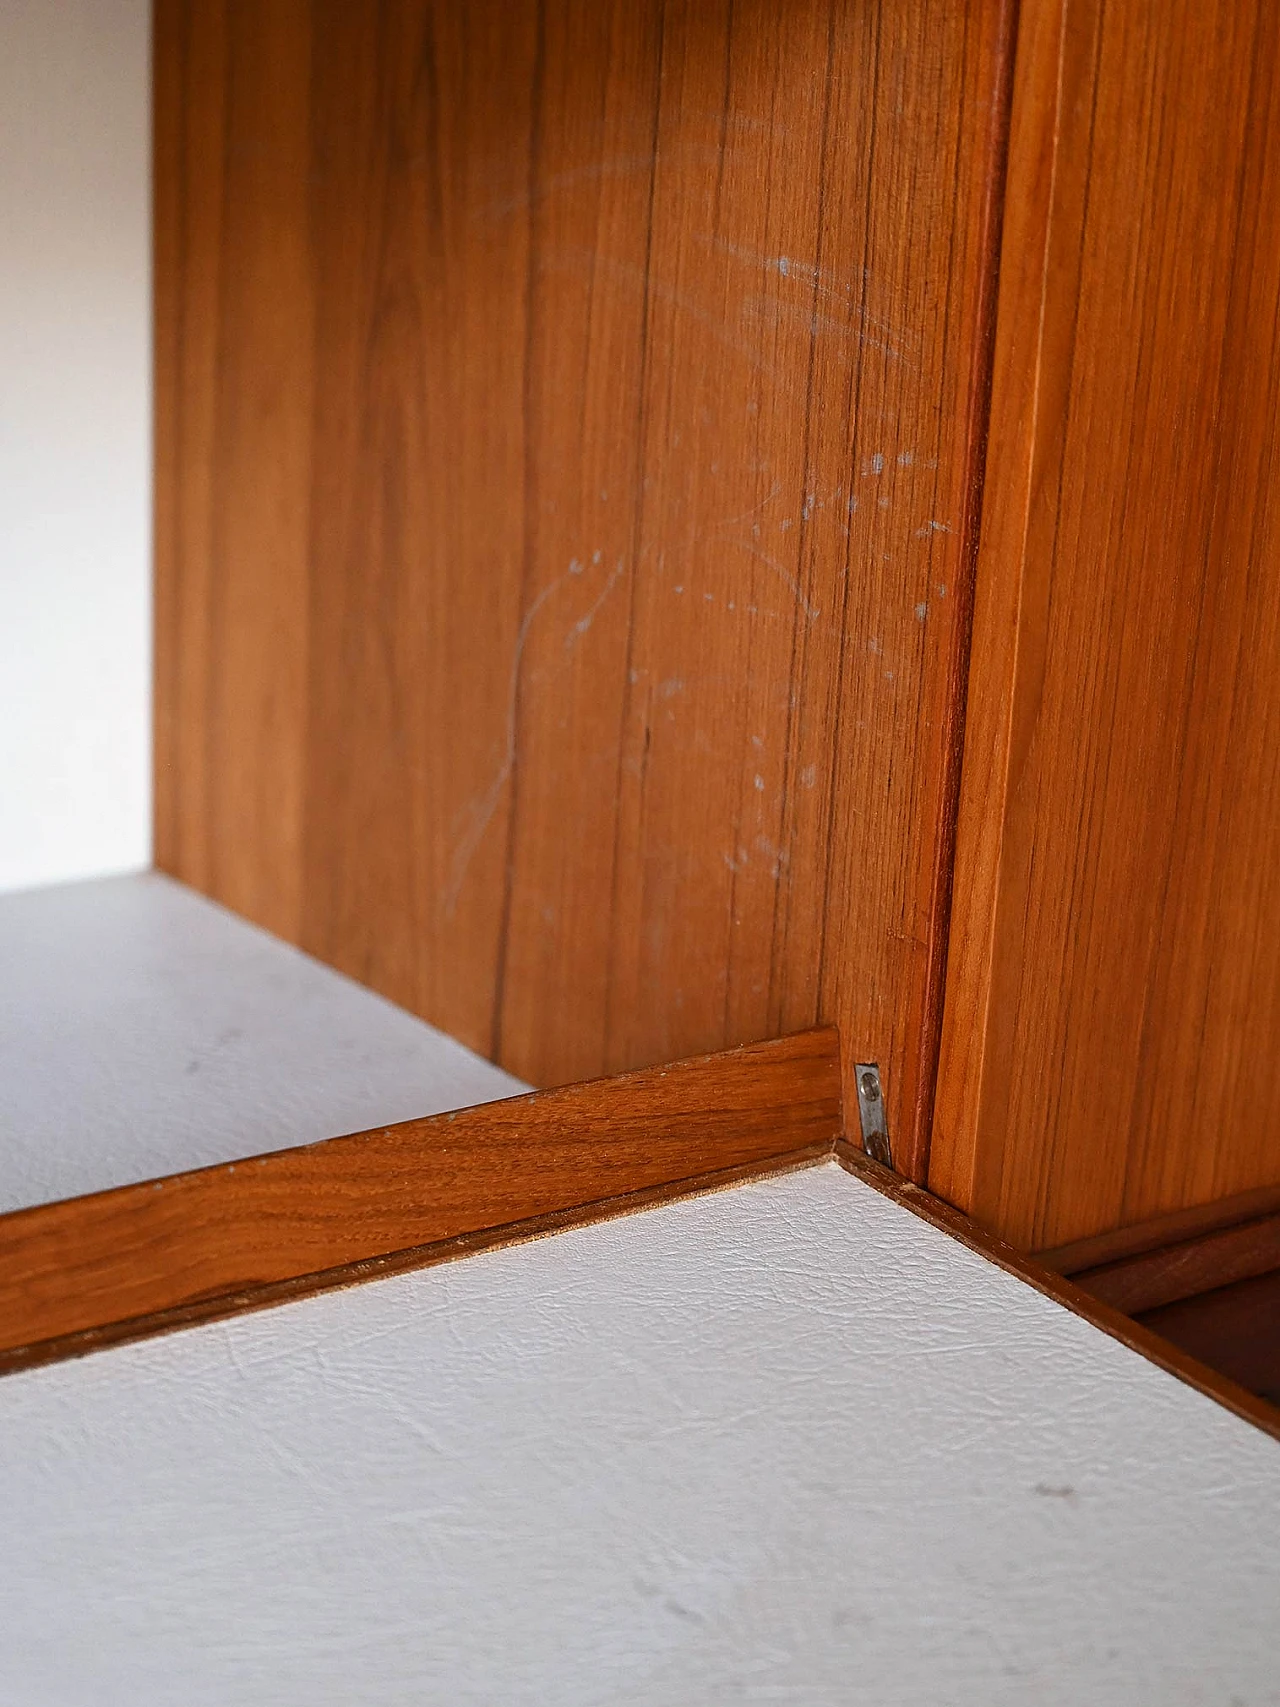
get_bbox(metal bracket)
[854,1063,892,1167]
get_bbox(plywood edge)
[834,1141,1280,1444]
[0,1028,843,1375]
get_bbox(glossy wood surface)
[0,1029,842,1373]
[154,0,1014,1176]
[931,0,1280,1246]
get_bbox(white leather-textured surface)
[0,873,527,1211]
[3,874,1278,1700]
[2,1161,1278,1704]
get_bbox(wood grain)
[835,1142,1280,1443]
[1069,1214,1280,1318]
[0,1029,842,1374]
[931,0,1280,1245]
[1040,1181,1280,1277]
[153,0,1016,1178]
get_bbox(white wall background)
[0,0,151,893]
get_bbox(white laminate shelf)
[1,874,1277,1705]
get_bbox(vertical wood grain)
[932,0,1280,1246]
[155,0,1013,1175]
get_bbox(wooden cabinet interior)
[153,0,1014,1182]
[154,0,1280,1261]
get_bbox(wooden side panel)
[155,0,1013,1177]
[0,1029,841,1372]
[932,0,1280,1245]
[154,2,315,939]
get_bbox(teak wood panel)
[1070,1213,1280,1319]
[931,0,1280,1247]
[0,1030,842,1373]
[154,0,1015,1177]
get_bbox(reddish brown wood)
[1068,1214,1280,1318]
[0,1029,842,1374]
[153,0,1016,1181]
[835,1141,1280,1443]
[1138,1270,1280,1410]
[1038,1181,1280,1276]
[931,0,1280,1246]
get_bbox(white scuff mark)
[546,245,789,392]
[915,603,928,623]
[751,734,764,749]
[723,847,750,874]
[568,558,626,642]
[847,495,859,514]
[753,775,765,791]
[444,557,624,915]
[877,496,890,509]
[937,584,947,598]
[915,520,951,537]
[743,294,912,367]
[700,235,917,363]
[898,450,915,466]
[656,678,684,700]
[870,453,885,475]
[754,834,789,878]
[720,537,820,622]
[717,481,784,532]
[868,637,882,655]
[800,763,817,788]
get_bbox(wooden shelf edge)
[834,1142,1280,1445]
[1,1144,835,1378]
[0,1027,843,1374]
[1037,1180,1280,1276]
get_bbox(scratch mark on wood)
[446,558,624,914]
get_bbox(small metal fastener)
[854,1062,892,1168]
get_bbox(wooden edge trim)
[834,1141,1280,1444]
[1,1145,834,1378]
[1068,1213,1280,1316]
[1038,1180,1280,1274]
[0,1026,843,1374]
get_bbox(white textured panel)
[2,1163,1278,1704]
[0,0,150,891]
[0,873,527,1211]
